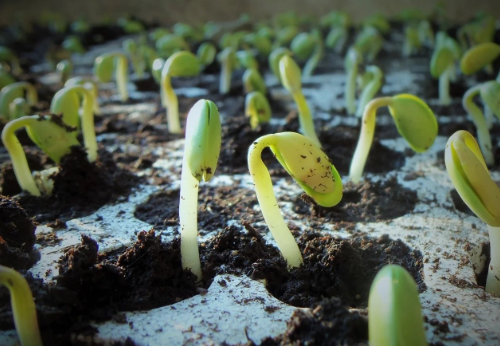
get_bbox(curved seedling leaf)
[290,32,316,61]
[164,51,201,78]
[94,54,115,82]
[235,50,258,70]
[445,130,500,226]
[245,91,271,130]
[388,94,437,153]
[460,42,500,75]
[243,68,267,94]
[196,42,216,66]
[269,47,291,80]
[279,55,302,94]
[430,47,454,78]
[480,81,500,119]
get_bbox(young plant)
[123,39,146,78]
[462,81,500,165]
[244,33,272,57]
[0,82,38,121]
[245,91,271,130]
[274,25,299,47]
[279,55,321,147]
[369,265,428,346]
[65,77,100,114]
[290,30,324,77]
[179,100,221,281]
[326,26,348,54]
[196,42,216,68]
[345,47,362,116]
[56,59,73,84]
[94,52,129,102]
[236,50,259,70]
[403,25,421,57]
[217,47,236,94]
[156,34,189,58]
[0,46,22,76]
[460,42,500,81]
[62,35,85,54]
[430,32,461,106]
[0,265,43,346]
[445,130,500,294]
[356,65,383,117]
[151,58,165,84]
[248,132,343,267]
[268,47,291,83]
[354,26,383,62]
[243,68,266,94]
[350,94,437,183]
[160,51,201,134]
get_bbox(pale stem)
[248,136,303,267]
[439,66,451,106]
[79,89,98,162]
[356,70,383,117]
[116,56,129,102]
[220,60,232,94]
[0,266,42,346]
[291,91,321,147]
[303,46,322,77]
[163,75,181,134]
[334,35,347,54]
[349,97,393,183]
[486,225,500,295]
[1,116,41,196]
[484,105,494,130]
[463,85,494,166]
[345,63,357,115]
[179,156,202,281]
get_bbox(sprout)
[94,52,129,102]
[65,76,100,114]
[179,100,221,281]
[403,25,421,57]
[123,39,146,78]
[1,114,79,196]
[244,33,272,57]
[462,82,500,165]
[196,42,216,68]
[149,28,170,43]
[51,85,98,162]
[445,131,500,294]
[217,47,236,94]
[248,132,343,267]
[0,82,38,121]
[458,16,496,51]
[369,265,428,346]
[62,36,85,54]
[460,42,500,81]
[430,32,460,106]
[0,46,22,76]
[292,30,324,77]
[219,31,247,50]
[354,26,383,62]
[156,34,189,58]
[0,265,42,346]
[320,10,351,29]
[245,91,271,130]
[356,65,383,117]
[151,58,165,84]
[362,13,390,34]
[243,68,266,94]
[56,59,73,84]
[160,51,201,134]
[345,47,362,116]
[268,47,291,82]
[279,55,321,147]
[0,68,15,90]
[235,50,259,70]
[70,18,90,33]
[418,20,434,48]
[173,23,203,42]
[350,94,437,183]
[326,26,348,53]
[275,25,299,47]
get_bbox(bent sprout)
[94,52,129,101]
[345,47,362,115]
[460,42,500,81]
[369,265,428,346]
[160,51,201,134]
[350,94,437,183]
[56,59,73,84]
[356,65,383,117]
[0,82,38,121]
[268,47,291,83]
[430,32,460,106]
[196,42,216,68]
[248,132,343,267]
[245,91,271,130]
[65,76,100,114]
[445,131,500,294]
[179,100,221,281]
[243,68,266,94]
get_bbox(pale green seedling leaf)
[290,33,316,61]
[279,55,302,94]
[269,47,291,80]
[196,42,216,66]
[430,47,454,78]
[94,54,114,82]
[480,81,500,119]
[164,51,200,77]
[245,91,271,129]
[460,42,500,75]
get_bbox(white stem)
[292,92,321,147]
[80,90,98,162]
[485,105,494,130]
[179,157,202,281]
[486,225,500,295]
[248,136,303,268]
[164,75,181,134]
[220,60,231,94]
[439,67,451,106]
[116,56,129,102]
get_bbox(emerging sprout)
[160,51,201,134]
[0,82,38,121]
[350,94,437,183]
[290,30,324,77]
[56,59,73,84]
[0,265,43,346]
[236,50,259,70]
[156,34,189,59]
[217,47,236,94]
[445,131,500,294]
[275,25,299,47]
[354,26,383,62]
[179,100,221,281]
[430,32,460,106]
[245,91,271,130]
[151,58,165,84]
[326,26,348,54]
[65,77,100,114]
[248,132,343,267]
[123,39,146,78]
[403,25,422,57]
[94,52,129,102]
[62,35,85,54]
[369,265,428,346]
[362,13,390,34]
[356,65,383,117]
[196,42,216,68]
[243,68,266,94]
[0,46,22,76]
[244,33,272,57]
[460,42,500,81]
[279,55,321,147]
[345,47,362,116]
[268,47,291,82]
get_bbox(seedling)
[418,20,434,48]
[160,51,201,134]
[268,47,291,82]
[445,131,500,294]
[0,265,42,346]
[279,55,321,147]
[291,30,324,77]
[362,13,390,34]
[156,34,189,59]
[326,26,348,54]
[0,46,22,75]
[354,26,383,62]
[369,265,428,346]
[356,65,383,117]
[244,33,272,57]
[151,58,165,84]
[243,68,266,94]
[403,25,421,57]
[179,100,221,281]
[56,59,73,84]
[236,50,259,70]
[458,15,495,52]
[345,47,362,116]
[350,94,437,183]
[123,39,146,78]
[65,77,101,114]
[248,132,343,267]
[173,23,203,42]
[0,82,37,121]
[245,91,271,129]
[196,42,216,68]
[275,25,299,47]
[218,47,236,94]
[94,52,129,101]
[460,42,500,81]
[430,32,461,106]
[62,36,85,54]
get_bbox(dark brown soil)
[15,146,140,222]
[0,195,38,269]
